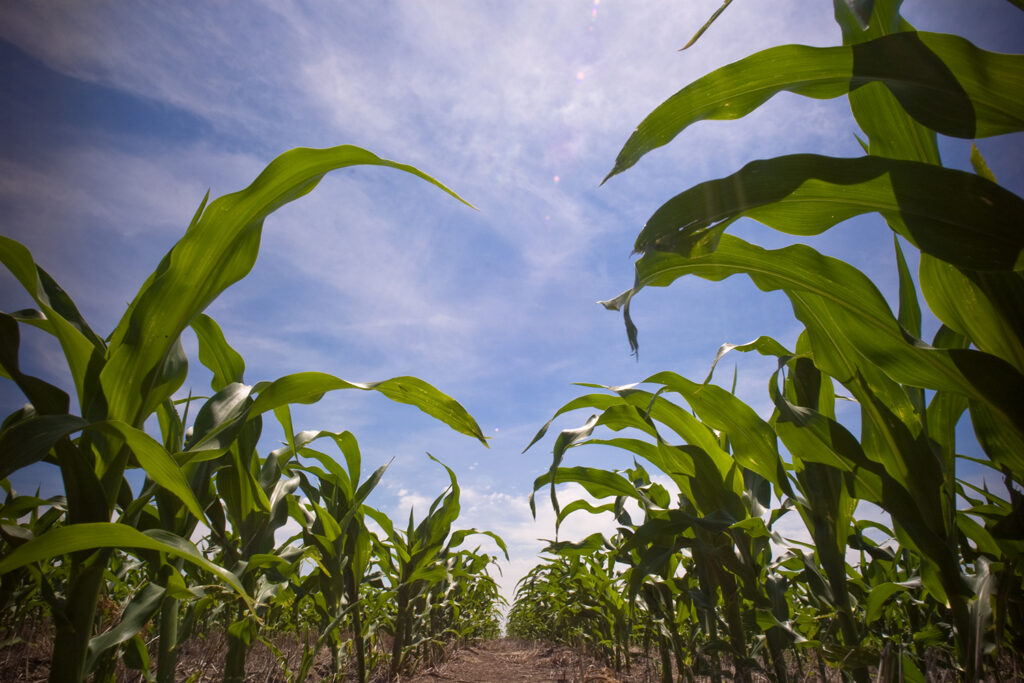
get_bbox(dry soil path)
[404,638,655,683]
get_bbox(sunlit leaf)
[606,31,1024,180]
[101,145,473,425]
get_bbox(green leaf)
[865,581,911,624]
[0,240,100,411]
[185,382,254,455]
[893,236,921,338]
[704,335,793,385]
[0,523,248,603]
[191,313,246,392]
[542,532,607,557]
[842,0,876,28]
[969,143,997,183]
[101,145,473,426]
[644,371,790,493]
[0,414,88,480]
[249,372,487,445]
[680,0,734,51]
[85,582,166,673]
[448,529,510,560]
[632,154,1024,273]
[605,31,1024,180]
[616,235,1024,473]
[420,454,462,551]
[533,466,643,503]
[85,421,207,521]
[919,257,1024,372]
[554,499,618,530]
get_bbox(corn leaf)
[0,414,88,480]
[249,372,487,445]
[643,371,790,493]
[633,154,1024,273]
[90,421,206,522]
[85,582,166,673]
[0,239,103,412]
[606,31,1024,180]
[191,314,246,392]
[0,523,248,603]
[101,145,473,426]
[920,258,1024,373]
[613,235,1024,475]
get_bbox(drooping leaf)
[249,372,487,445]
[532,466,644,504]
[0,240,101,411]
[448,528,510,560]
[85,582,166,673]
[0,414,88,480]
[611,235,1024,473]
[0,524,248,603]
[703,335,792,385]
[632,154,1024,273]
[606,31,1024,180]
[101,145,473,426]
[191,313,246,392]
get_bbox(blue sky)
[1,0,1022,604]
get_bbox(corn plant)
[368,455,507,678]
[291,428,387,682]
[522,1,1024,680]
[0,144,492,681]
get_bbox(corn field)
[510,1,1024,682]
[3,1,1024,681]
[0,148,506,682]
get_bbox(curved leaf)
[633,154,1024,272]
[532,466,643,504]
[613,235,1024,473]
[249,372,486,445]
[101,145,473,425]
[90,421,206,522]
[643,371,790,493]
[191,313,246,392]
[606,31,1024,180]
[0,239,102,411]
[86,582,166,673]
[0,414,88,480]
[0,523,248,603]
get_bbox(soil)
[402,639,659,683]
[0,626,658,682]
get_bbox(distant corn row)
[511,2,1024,682]
[0,147,503,682]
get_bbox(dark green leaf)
[634,154,1024,272]
[606,31,1024,180]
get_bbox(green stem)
[391,583,410,678]
[156,594,180,683]
[346,566,367,683]
[48,551,109,683]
